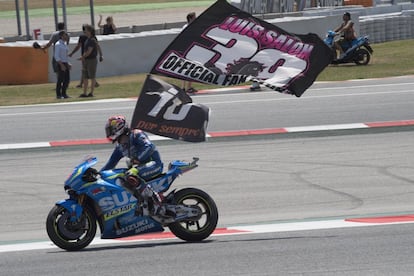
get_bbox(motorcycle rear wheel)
[354,48,370,65]
[46,205,96,251]
[168,188,218,242]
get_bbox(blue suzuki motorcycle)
[46,156,218,251]
[324,30,373,65]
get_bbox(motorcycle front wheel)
[354,48,370,65]
[46,205,97,251]
[168,188,218,242]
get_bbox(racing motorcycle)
[324,30,373,65]
[46,156,218,251]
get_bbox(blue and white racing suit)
[100,129,163,181]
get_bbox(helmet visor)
[105,125,115,140]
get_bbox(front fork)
[56,194,86,222]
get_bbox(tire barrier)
[360,11,414,43]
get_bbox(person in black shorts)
[69,24,102,88]
[78,25,103,97]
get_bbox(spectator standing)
[69,24,101,88]
[98,15,116,35]
[78,25,102,97]
[42,22,68,75]
[182,12,197,94]
[54,31,71,99]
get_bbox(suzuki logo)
[98,191,137,212]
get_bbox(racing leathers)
[101,129,163,176]
[101,129,164,215]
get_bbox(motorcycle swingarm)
[154,205,202,225]
[172,205,202,221]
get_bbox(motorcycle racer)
[101,115,166,216]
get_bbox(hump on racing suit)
[101,129,163,180]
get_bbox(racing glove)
[125,167,140,188]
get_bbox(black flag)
[151,0,333,97]
[131,75,210,142]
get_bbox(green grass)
[317,39,414,81]
[1,39,413,106]
[0,75,201,106]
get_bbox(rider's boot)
[131,189,146,216]
[142,185,177,218]
[133,181,170,217]
[125,171,174,218]
[123,172,149,216]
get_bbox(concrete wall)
[2,2,414,84]
[52,14,353,83]
[50,29,180,82]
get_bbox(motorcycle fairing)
[56,199,84,223]
[65,157,98,190]
[341,36,371,57]
[63,162,166,239]
[59,157,200,240]
[149,159,198,193]
[100,169,125,185]
[101,214,164,239]
[55,197,164,239]
[79,178,164,239]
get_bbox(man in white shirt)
[42,22,68,74]
[54,31,71,99]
